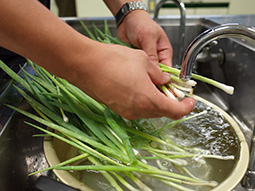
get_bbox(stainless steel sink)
[0,17,254,190]
[63,17,217,68]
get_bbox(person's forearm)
[103,0,144,16]
[0,0,94,77]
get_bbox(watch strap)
[115,1,147,27]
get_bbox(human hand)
[68,41,195,120]
[117,10,173,67]
[0,0,195,120]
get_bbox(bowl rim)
[192,95,249,191]
[43,137,94,191]
[43,95,249,191]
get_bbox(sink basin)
[63,17,217,68]
[0,16,254,191]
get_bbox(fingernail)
[163,72,171,81]
[187,98,197,109]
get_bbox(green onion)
[159,63,234,97]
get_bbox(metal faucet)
[180,23,255,80]
[179,23,255,190]
[154,0,186,67]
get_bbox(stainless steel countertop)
[153,14,255,27]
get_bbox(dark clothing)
[55,0,77,17]
[38,0,50,8]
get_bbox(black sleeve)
[38,0,50,8]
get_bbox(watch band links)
[115,1,147,27]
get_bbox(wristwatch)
[115,1,147,27]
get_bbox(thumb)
[147,63,171,85]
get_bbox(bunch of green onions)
[0,21,235,191]
[159,64,234,100]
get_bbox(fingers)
[167,97,197,119]
[156,33,173,67]
[152,92,196,120]
[147,62,171,85]
[126,60,195,120]
[139,55,195,120]
[121,85,196,120]
[140,38,159,66]
[140,70,196,120]
[140,34,173,69]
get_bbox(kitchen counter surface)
[155,14,255,27]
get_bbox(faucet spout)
[180,24,255,80]
[154,0,186,67]
[154,0,186,20]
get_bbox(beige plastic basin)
[44,95,249,191]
